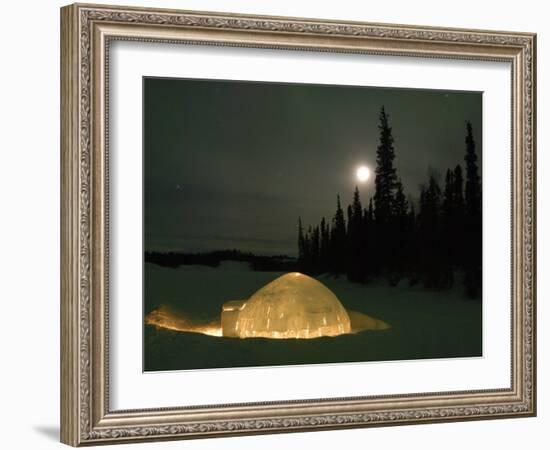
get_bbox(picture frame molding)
[60,3,536,446]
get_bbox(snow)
[144,262,482,371]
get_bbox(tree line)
[298,107,482,298]
[145,249,298,272]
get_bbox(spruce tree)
[352,186,363,220]
[319,217,329,272]
[407,202,418,285]
[367,197,375,222]
[442,169,454,220]
[453,165,465,213]
[408,202,416,224]
[441,169,456,287]
[298,217,306,266]
[373,106,398,281]
[330,195,347,273]
[305,226,313,271]
[374,106,398,224]
[463,121,482,298]
[418,174,444,288]
[346,204,353,238]
[465,122,481,218]
[364,198,376,279]
[347,187,365,282]
[393,179,408,219]
[391,179,409,284]
[311,225,320,272]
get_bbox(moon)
[356,166,371,183]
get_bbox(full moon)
[356,166,371,183]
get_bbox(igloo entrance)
[221,272,351,339]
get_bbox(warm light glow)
[356,165,371,183]
[221,272,351,339]
[145,306,223,337]
[145,275,390,340]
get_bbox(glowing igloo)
[222,272,351,339]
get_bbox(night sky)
[144,77,482,256]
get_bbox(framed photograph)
[60,3,536,446]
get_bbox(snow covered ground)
[144,261,482,371]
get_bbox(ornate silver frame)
[60,3,536,446]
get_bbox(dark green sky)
[144,77,482,256]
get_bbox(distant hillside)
[144,249,298,272]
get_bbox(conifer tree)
[390,178,409,284]
[319,217,329,272]
[352,186,363,220]
[374,106,398,224]
[465,122,481,219]
[363,198,376,280]
[442,169,455,220]
[408,202,416,224]
[453,165,465,213]
[347,187,365,282]
[311,225,320,272]
[304,225,313,271]
[367,198,375,221]
[451,164,466,268]
[346,204,353,238]
[393,179,408,219]
[298,217,306,266]
[463,121,482,298]
[407,202,419,284]
[330,195,347,273]
[374,106,399,281]
[441,169,456,287]
[295,114,481,298]
[418,174,444,288]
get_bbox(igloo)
[221,272,351,339]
